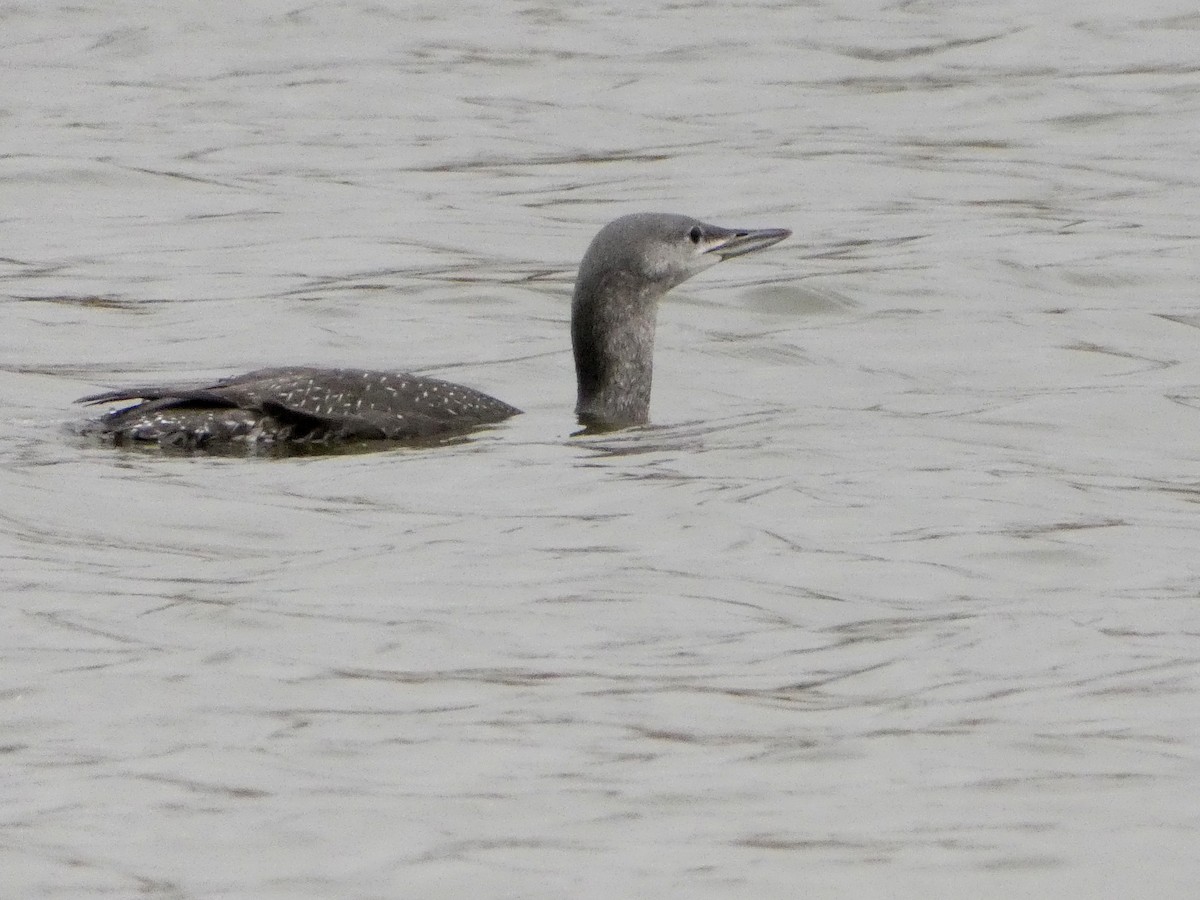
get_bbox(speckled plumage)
[79,367,519,449]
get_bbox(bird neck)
[571,269,660,428]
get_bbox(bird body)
[79,367,519,450]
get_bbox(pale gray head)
[571,213,790,430]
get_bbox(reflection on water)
[4,1,1200,897]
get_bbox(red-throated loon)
[78,213,790,450]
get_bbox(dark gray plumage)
[78,367,519,450]
[572,213,790,428]
[78,213,789,450]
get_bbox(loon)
[78,213,790,450]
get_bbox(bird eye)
[688,225,703,244]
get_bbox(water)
[4,1,1200,897]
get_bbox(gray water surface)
[3,2,1200,897]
